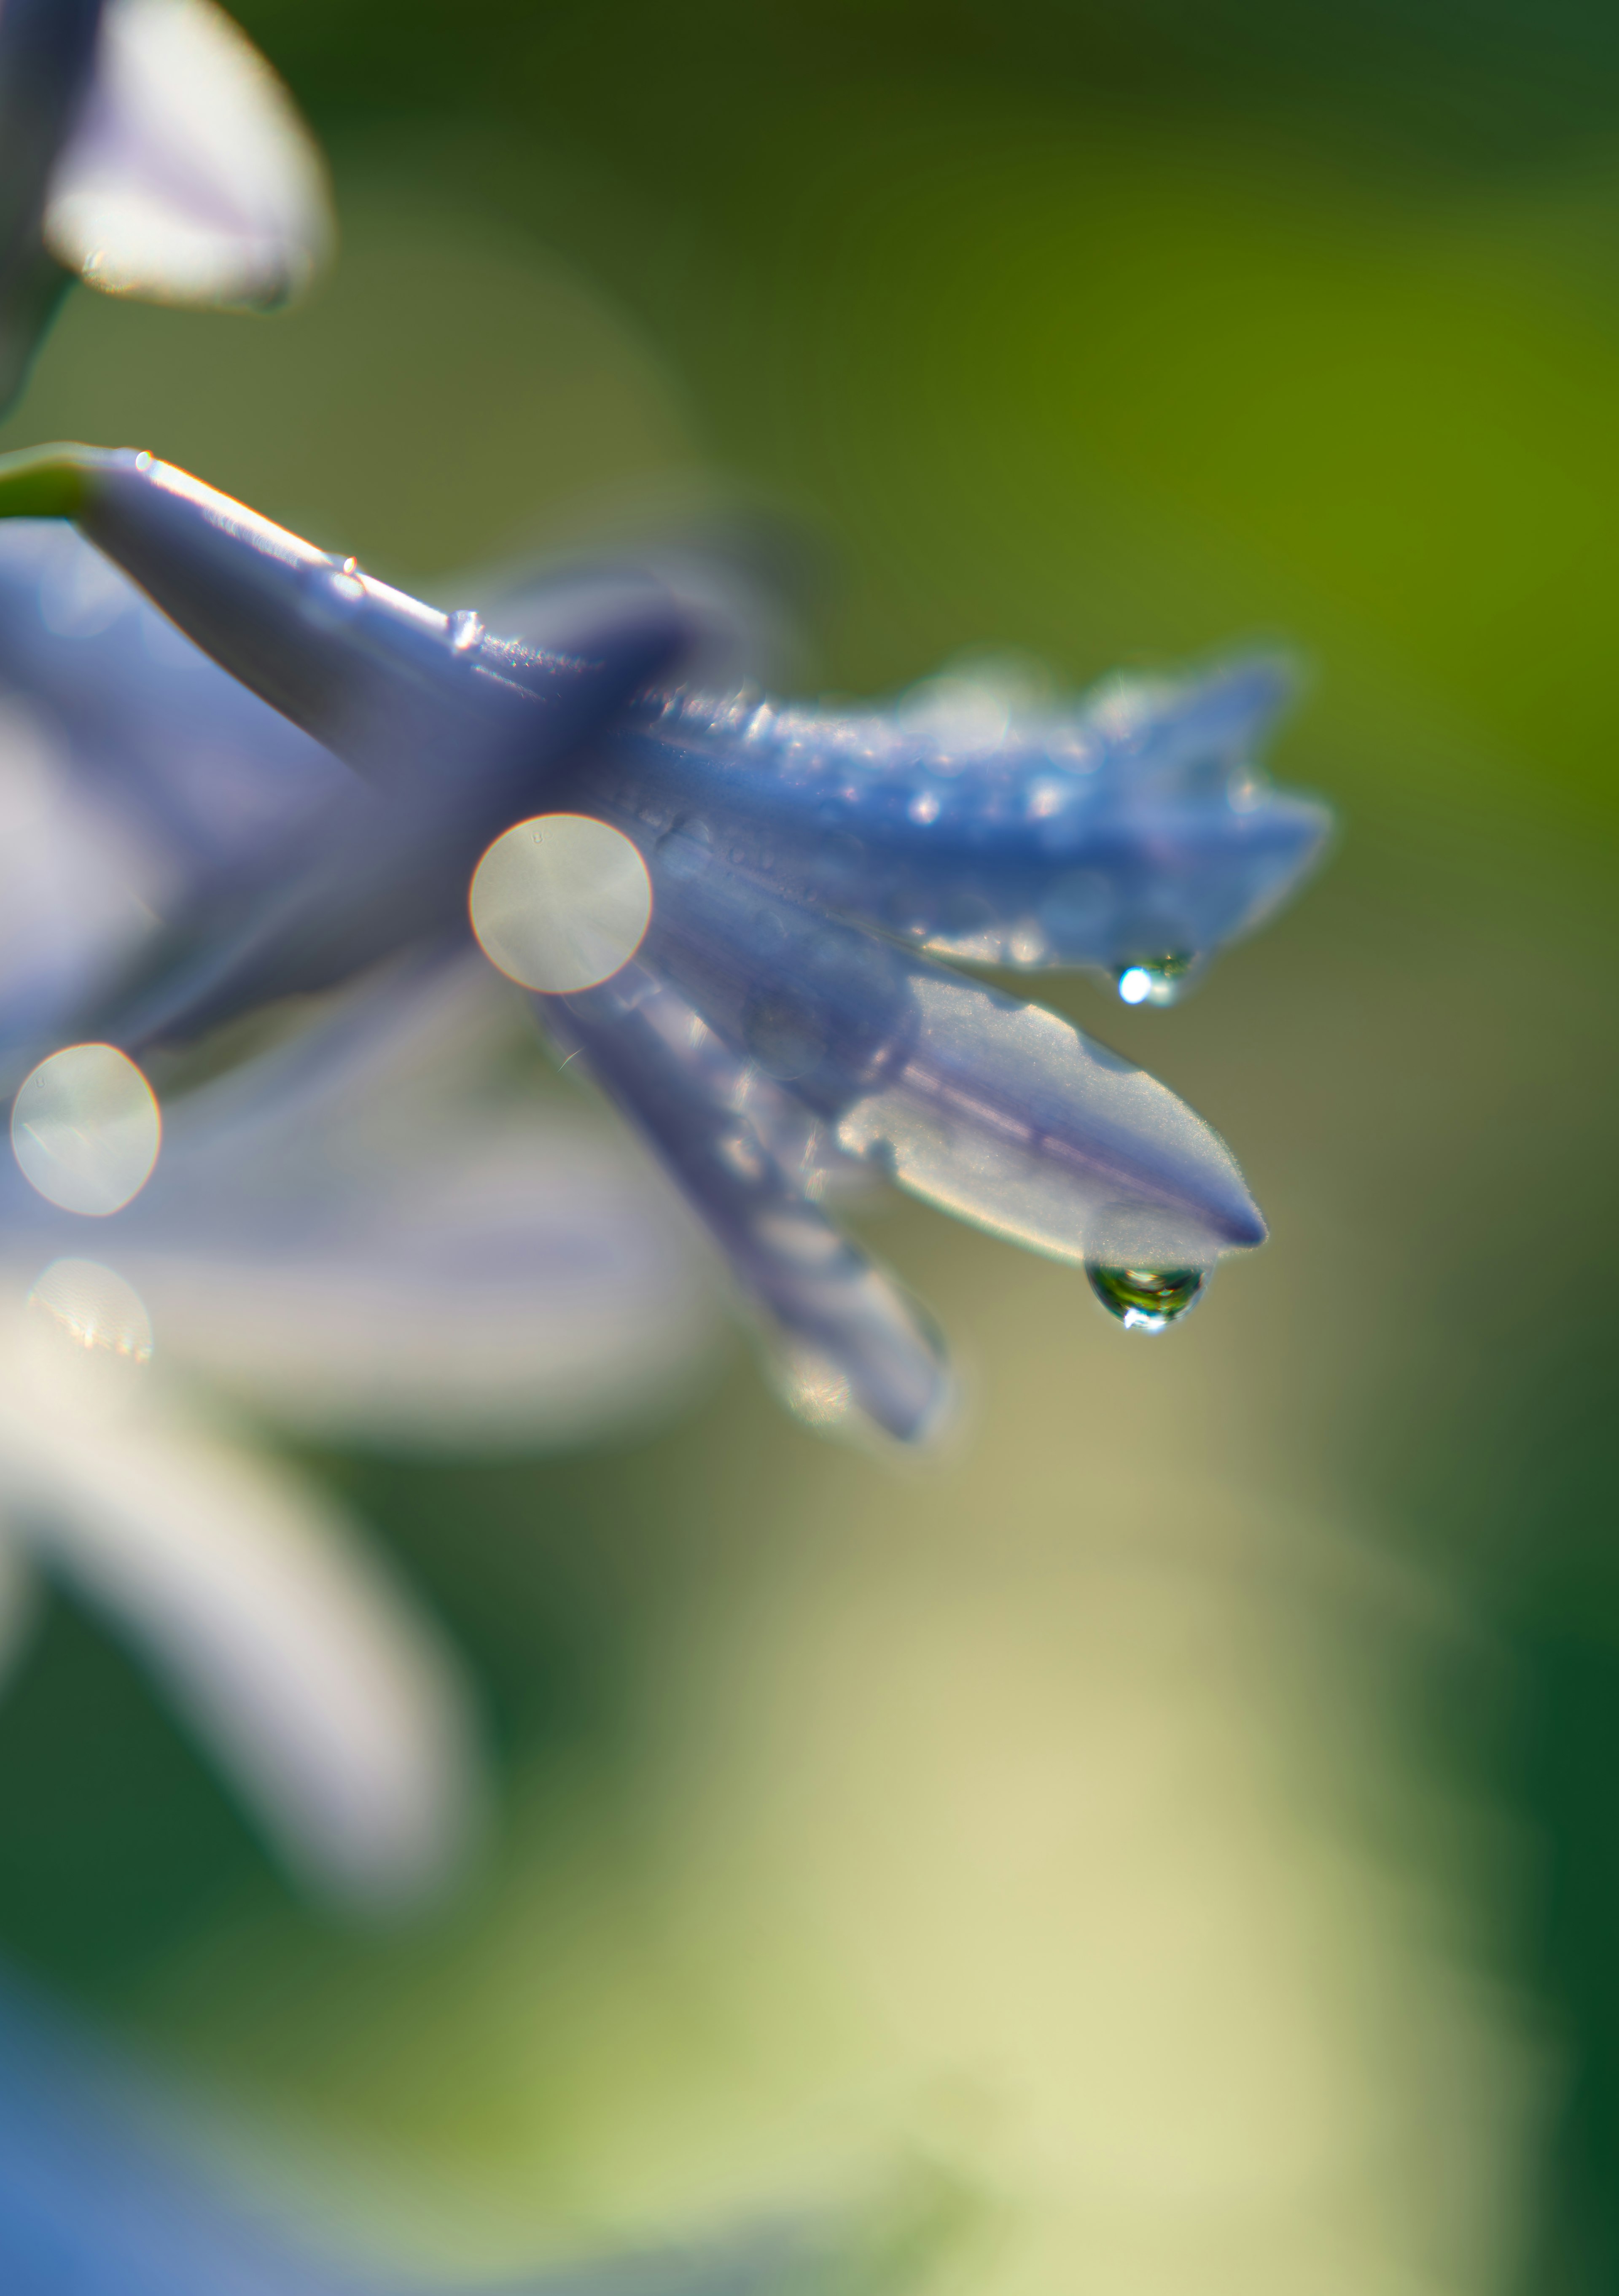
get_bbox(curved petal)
[0,1307,484,1908]
[43,0,331,309]
[551,966,954,1446]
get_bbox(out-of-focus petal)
[0,1299,483,1908]
[1,959,721,1450]
[551,966,953,1447]
[115,1113,713,1451]
[43,0,331,310]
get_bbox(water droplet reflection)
[469,814,653,994]
[1086,1262,1207,1332]
[27,1258,153,1364]
[1115,956,1196,1008]
[11,1043,162,1214]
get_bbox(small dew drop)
[470,814,653,994]
[341,556,359,576]
[11,1043,161,1215]
[1086,1262,1207,1333]
[1114,954,1196,1007]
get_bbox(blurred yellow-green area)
[0,2,1615,2291]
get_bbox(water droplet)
[11,1043,161,1215]
[341,555,360,576]
[470,814,653,994]
[27,1257,152,1363]
[1086,1261,1206,1332]
[133,451,153,473]
[448,608,484,653]
[1114,954,1196,1007]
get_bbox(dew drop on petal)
[469,814,654,994]
[27,1257,153,1363]
[1114,955,1196,1007]
[11,1044,161,1214]
[1086,1261,1207,1332]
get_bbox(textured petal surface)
[578,655,1331,976]
[43,0,331,309]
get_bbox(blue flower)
[0,0,331,413]
[0,522,719,1902]
[0,444,1331,1444]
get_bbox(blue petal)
[614,833,1266,1265]
[548,965,954,1445]
[567,654,1329,974]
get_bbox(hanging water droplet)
[469,813,653,993]
[1114,954,1197,1007]
[11,1043,161,1215]
[1086,1261,1206,1332]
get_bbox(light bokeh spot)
[27,1256,153,1364]
[11,1042,162,1214]
[469,814,653,995]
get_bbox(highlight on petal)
[0,1322,483,1906]
[470,813,653,993]
[551,967,955,1448]
[43,0,332,309]
[11,1041,160,1214]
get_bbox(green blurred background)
[0,1,1616,2289]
